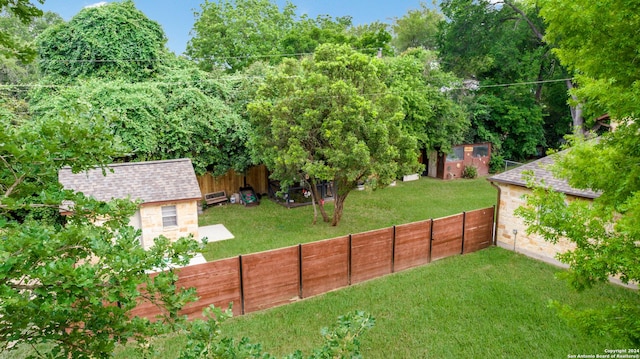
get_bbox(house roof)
[59,158,202,204]
[487,152,600,199]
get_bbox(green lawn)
[200,177,497,260]
[115,247,635,358]
[7,177,636,358]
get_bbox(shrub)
[489,154,505,173]
[462,165,478,179]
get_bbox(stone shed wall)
[495,183,577,267]
[139,200,199,249]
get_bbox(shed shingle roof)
[59,158,202,204]
[487,152,599,199]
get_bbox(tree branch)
[503,0,544,41]
[3,173,25,198]
[0,203,63,209]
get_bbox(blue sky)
[38,0,433,55]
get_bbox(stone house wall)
[495,183,577,267]
[139,200,199,250]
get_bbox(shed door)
[436,152,445,179]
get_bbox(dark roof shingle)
[59,158,202,204]
[488,152,599,199]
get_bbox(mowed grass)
[200,177,497,260]
[217,248,636,358]
[114,247,635,358]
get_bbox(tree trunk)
[534,51,551,102]
[503,0,544,42]
[504,0,585,136]
[309,178,330,223]
[331,192,348,227]
[304,179,318,225]
[565,79,585,134]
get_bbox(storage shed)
[59,158,202,249]
[426,142,492,180]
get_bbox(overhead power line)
[32,47,382,63]
[2,77,575,117]
[0,77,573,92]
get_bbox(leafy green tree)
[280,14,352,55]
[468,88,545,160]
[438,0,572,160]
[31,3,253,175]
[385,48,469,153]
[282,16,393,58]
[0,10,62,85]
[157,65,254,175]
[348,21,393,57]
[37,0,167,82]
[187,0,296,72]
[391,2,443,53]
[541,0,640,121]
[188,0,393,73]
[0,0,44,62]
[0,106,202,359]
[0,9,62,119]
[29,67,253,175]
[516,0,640,344]
[249,44,421,226]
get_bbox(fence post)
[298,244,303,299]
[428,219,434,263]
[461,211,467,254]
[348,234,352,285]
[391,226,396,273]
[238,255,245,315]
[492,204,497,246]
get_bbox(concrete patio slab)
[198,224,235,242]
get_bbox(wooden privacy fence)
[197,165,268,198]
[130,206,494,320]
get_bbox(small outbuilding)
[487,152,599,266]
[59,158,202,249]
[425,142,491,180]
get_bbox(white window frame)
[161,205,178,228]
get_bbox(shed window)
[446,147,464,162]
[162,206,177,227]
[472,144,489,157]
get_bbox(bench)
[204,191,228,205]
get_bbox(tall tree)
[438,0,572,161]
[391,2,443,53]
[516,0,640,344]
[0,10,62,85]
[187,0,296,72]
[386,48,469,153]
[280,14,352,55]
[541,0,640,121]
[0,9,61,119]
[37,0,167,82]
[249,44,421,226]
[29,67,253,175]
[0,0,44,62]
[31,2,254,175]
[281,15,393,58]
[348,21,393,57]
